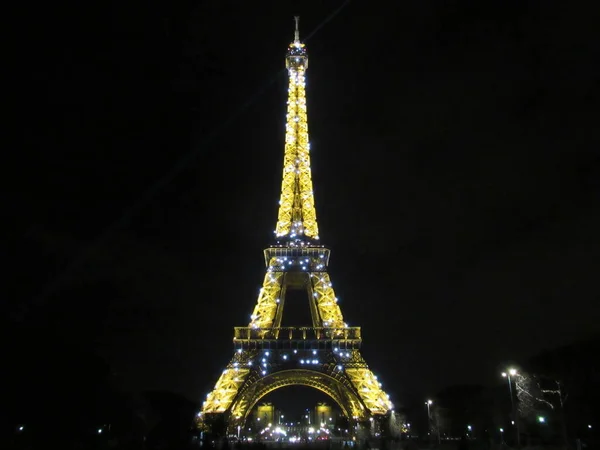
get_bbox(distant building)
[315,403,334,428]
[254,402,276,426]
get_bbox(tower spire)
[276,17,319,243]
[294,16,300,42]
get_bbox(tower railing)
[264,246,331,267]
[233,327,361,350]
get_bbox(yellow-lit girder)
[275,65,319,239]
[229,369,368,424]
[202,365,251,414]
[247,268,344,331]
[345,367,393,415]
[310,272,345,329]
[249,259,284,329]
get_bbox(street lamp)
[538,416,546,424]
[500,428,504,443]
[502,368,521,448]
[425,400,432,435]
[425,400,440,445]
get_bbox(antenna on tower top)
[294,16,300,42]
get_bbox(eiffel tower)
[198,17,393,433]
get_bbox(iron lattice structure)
[198,17,393,433]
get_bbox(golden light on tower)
[197,17,393,432]
[275,16,319,240]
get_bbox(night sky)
[8,0,600,413]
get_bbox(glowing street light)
[501,368,521,448]
[425,400,439,445]
[538,416,546,423]
[425,400,432,427]
[425,400,433,417]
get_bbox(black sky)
[7,0,600,412]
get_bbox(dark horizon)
[7,0,600,418]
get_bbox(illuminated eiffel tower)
[198,17,393,433]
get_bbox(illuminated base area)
[243,400,409,443]
[198,245,393,435]
[197,344,393,435]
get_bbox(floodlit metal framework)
[198,17,393,433]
